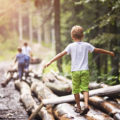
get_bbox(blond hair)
[71,25,83,40]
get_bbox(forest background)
[0,0,120,85]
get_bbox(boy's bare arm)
[94,48,114,56]
[45,51,67,67]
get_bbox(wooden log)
[89,82,108,90]
[51,70,72,84]
[31,79,57,100]
[79,102,113,120]
[31,79,56,120]
[89,96,120,120]
[29,85,120,120]
[54,103,87,120]
[30,61,45,79]
[1,72,13,87]
[15,80,37,112]
[43,74,71,96]
[54,102,113,120]
[15,80,55,120]
[30,58,41,64]
[51,70,108,90]
[42,85,120,105]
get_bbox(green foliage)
[98,74,119,85]
[0,32,18,61]
[61,0,120,83]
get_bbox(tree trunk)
[80,102,113,120]
[43,74,71,95]
[29,11,33,43]
[1,72,13,87]
[15,80,37,113]
[31,79,58,100]
[30,79,57,120]
[89,96,120,120]
[44,22,51,43]
[51,70,108,90]
[54,0,62,72]
[37,13,42,44]
[42,85,120,105]
[110,20,119,83]
[54,103,87,120]
[15,80,55,120]
[18,3,23,42]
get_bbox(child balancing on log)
[14,47,26,80]
[44,25,114,115]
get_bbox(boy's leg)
[83,91,89,108]
[72,71,81,113]
[21,64,25,79]
[80,71,89,115]
[18,64,22,80]
[74,93,81,110]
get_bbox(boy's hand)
[44,61,52,68]
[110,52,115,57]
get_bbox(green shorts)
[72,70,89,94]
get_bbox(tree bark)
[89,96,120,120]
[54,103,87,120]
[42,85,120,105]
[1,72,13,87]
[30,79,57,120]
[43,74,71,95]
[31,79,58,100]
[51,70,108,90]
[15,80,55,120]
[18,3,23,42]
[54,0,62,72]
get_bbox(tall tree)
[18,3,23,42]
[54,0,62,72]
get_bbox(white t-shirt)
[22,46,31,57]
[64,42,95,71]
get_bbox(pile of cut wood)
[1,61,120,120]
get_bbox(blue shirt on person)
[16,53,26,64]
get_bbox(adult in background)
[22,42,32,77]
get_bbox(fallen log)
[31,79,57,100]
[15,80,55,120]
[51,70,72,84]
[75,102,113,120]
[15,80,37,112]
[89,96,120,120]
[54,103,87,120]
[89,82,108,90]
[54,102,113,120]
[1,72,14,87]
[30,79,57,120]
[51,70,108,90]
[30,58,41,64]
[30,61,45,79]
[43,74,71,95]
[29,84,120,120]
[42,84,120,105]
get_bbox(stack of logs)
[1,61,120,120]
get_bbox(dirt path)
[0,62,29,120]
[0,44,54,120]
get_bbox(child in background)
[45,25,114,115]
[15,47,25,80]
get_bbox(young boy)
[15,47,26,80]
[45,25,114,115]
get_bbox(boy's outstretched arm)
[45,51,67,68]
[94,48,115,56]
